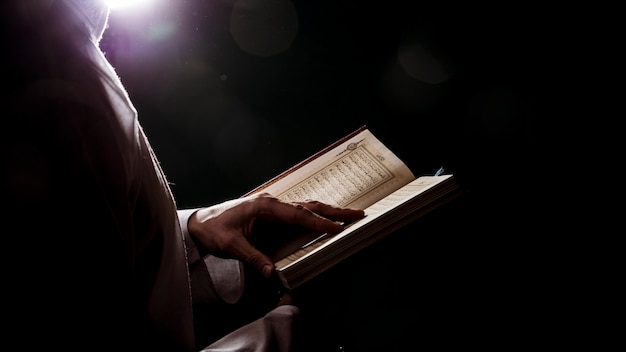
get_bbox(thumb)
[237,242,276,279]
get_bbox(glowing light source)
[106,0,152,10]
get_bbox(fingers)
[230,235,276,279]
[295,200,365,224]
[251,193,365,235]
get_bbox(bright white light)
[106,0,152,10]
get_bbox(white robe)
[84,5,299,352]
[2,1,298,351]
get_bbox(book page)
[251,129,416,209]
[363,176,449,216]
[274,175,454,271]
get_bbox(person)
[0,1,364,351]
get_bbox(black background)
[100,0,589,350]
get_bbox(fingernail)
[262,264,273,278]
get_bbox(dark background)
[100,0,583,350]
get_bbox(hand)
[187,192,365,279]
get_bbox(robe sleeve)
[178,208,245,304]
[199,305,300,352]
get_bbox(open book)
[245,125,463,290]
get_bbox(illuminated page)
[275,176,450,269]
[274,175,459,289]
[250,128,416,209]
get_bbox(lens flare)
[106,0,152,10]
